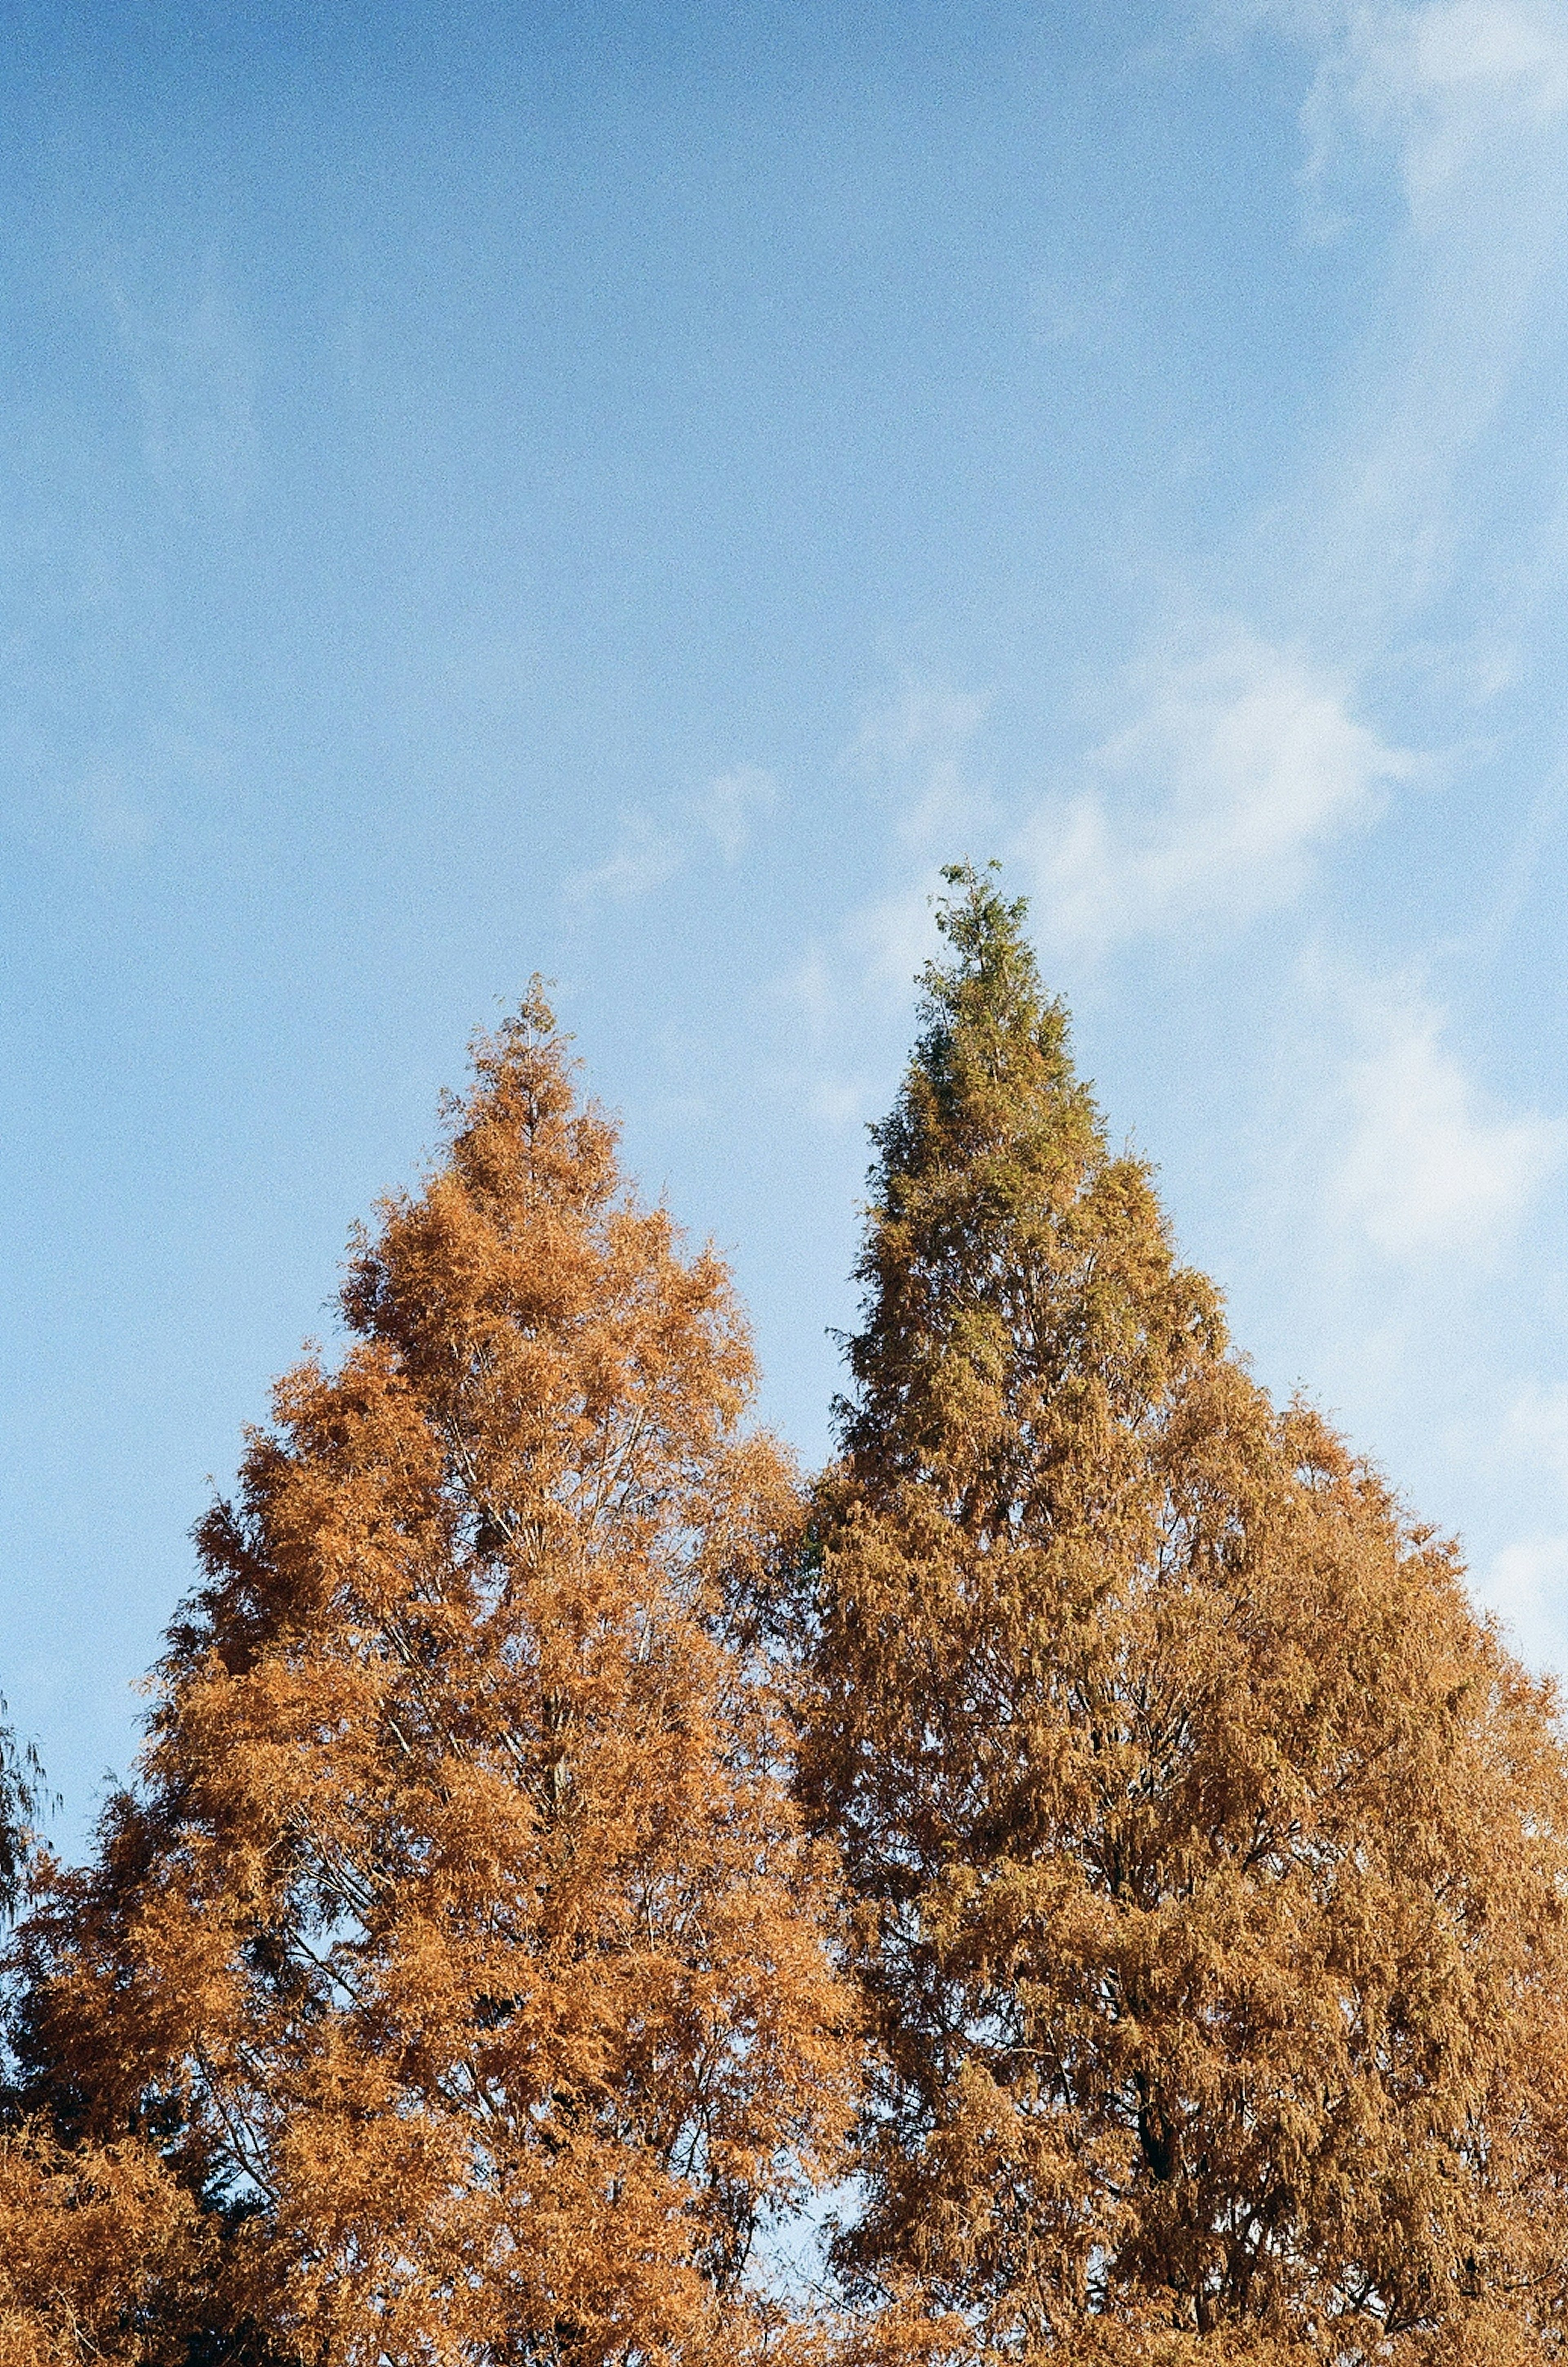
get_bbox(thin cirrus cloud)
[1291,0,1568,211]
[106,256,257,522]
[1329,970,1564,1259]
[566,765,777,905]
[689,764,778,863]
[1479,1534,1568,1665]
[1016,623,1419,954]
[773,687,994,1130]
[846,683,993,856]
[1248,0,1568,628]
[785,630,1413,1059]
[1476,1387,1568,1663]
[791,4,1568,1182]
[566,809,683,906]
[833,685,996,997]
[798,4,1568,1054]
[782,682,992,1029]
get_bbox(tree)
[0,1710,209,2365]
[0,1696,46,1924]
[793,865,1568,2363]
[16,989,856,2366]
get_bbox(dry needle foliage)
[16,990,855,2365]
[11,894,1568,2367]
[0,2126,208,2366]
[793,867,1568,2363]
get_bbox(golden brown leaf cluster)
[5,888,1568,2365]
[793,868,1568,2361]
[6,992,854,2365]
[0,2126,206,2364]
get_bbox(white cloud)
[1503,1381,1568,1483]
[849,682,989,769]
[1331,973,1562,1256]
[764,682,994,1136]
[1018,623,1417,951]
[691,764,776,861]
[1028,269,1129,353]
[1475,1533,1568,1667]
[79,759,156,853]
[846,682,993,852]
[842,881,945,997]
[1293,1,1568,212]
[779,899,928,1031]
[107,252,256,519]
[1219,2,1568,631]
[782,947,836,1036]
[778,680,990,1027]
[566,766,779,904]
[566,809,682,905]
[1473,1391,1568,1662]
[806,1076,870,1130]
[770,947,880,1134]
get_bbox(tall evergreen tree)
[15,991,855,2366]
[796,865,1568,2363]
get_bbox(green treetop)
[797,863,1568,2365]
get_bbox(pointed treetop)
[840,860,1222,1501]
[876,859,1089,1180]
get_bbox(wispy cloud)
[1475,1532,1568,1666]
[77,759,157,853]
[1,712,227,863]
[566,766,780,905]
[568,809,684,905]
[1292,0,1568,212]
[690,764,776,861]
[784,678,992,1007]
[774,877,945,1135]
[771,683,996,1128]
[1329,971,1563,1258]
[846,682,994,852]
[107,250,257,521]
[1017,622,1417,952]
[1471,1385,1568,1662]
[1230,1,1568,629]
[1502,1380,1568,1484]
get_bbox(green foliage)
[8,888,1568,2363]
[0,1698,46,1924]
[793,862,1568,2361]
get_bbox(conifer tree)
[0,1696,46,1923]
[15,990,855,2366]
[795,866,1568,2363]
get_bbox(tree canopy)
[10,990,854,2366]
[0,1699,45,1926]
[7,892,1568,2367]
[793,865,1568,2363]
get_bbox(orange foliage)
[0,2125,206,2365]
[793,867,1568,2360]
[11,896,1568,2366]
[18,992,855,2364]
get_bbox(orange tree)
[791,867,1568,2364]
[14,990,855,2366]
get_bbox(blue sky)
[6,0,1568,1838]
